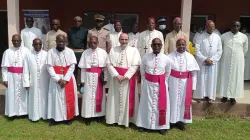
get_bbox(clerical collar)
[34,50,41,54]
[174,30,181,34]
[148,29,155,32]
[206,31,212,35]
[14,46,21,50]
[231,31,239,35]
[176,51,185,55]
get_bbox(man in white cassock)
[242,27,250,80]
[1,34,30,120]
[194,20,222,103]
[46,34,79,126]
[78,36,108,125]
[23,38,50,121]
[128,23,140,48]
[219,21,248,104]
[168,38,199,131]
[109,21,122,49]
[106,33,141,127]
[136,38,171,135]
[137,17,164,58]
[21,17,43,50]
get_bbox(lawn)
[0,116,249,140]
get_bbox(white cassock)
[46,47,79,121]
[109,31,122,48]
[128,32,140,48]
[219,31,248,98]
[137,29,164,57]
[194,32,222,100]
[23,50,50,121]
[244,33,250,80]
[78,48,108,118]
[106,45,141,127]
[103,23,115,33]
[21,27,43,50]
[136,53,171,130]
[168,51,200,124]
[1,46,30,117]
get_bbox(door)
[0,11,8,65]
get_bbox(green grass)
[0,116,250,140]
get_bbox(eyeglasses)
[76,20,82,22]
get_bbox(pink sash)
[8,67,23,73]
[170,69,192,120]
[145,72,167,126]
[86,67,103,113]
[114,67,136,118]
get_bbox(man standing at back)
[164,17,188,54]
[87,14,110,52]
[157,16,170,39]
[137,17,164,58]
[109,20,123,49]
[21,16,43,50]
[45,19,67,51]
[67,16,88,86]
[104,13,116,33]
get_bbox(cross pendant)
[144,46,147,53]
[13,61,18,65]
[60,68,64,74]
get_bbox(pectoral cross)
[60,67,64,74]
[14,61,18,65]
[119,61,123,66]
[144,46,148,53]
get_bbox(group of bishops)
[1,13,249,135]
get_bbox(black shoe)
[170,123,175,129]
[230,98,236,105]
[221,97,228,103]
[96,117,103,123]
[176,122,185,131]
[205,97,209,101]
[139,128,145,132]
[8,116,16,121]
[49,119,56,126]
[159,130,167,135]
[65,120,72,125]
[85,119,91,126]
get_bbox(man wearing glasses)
[67,16,88,86]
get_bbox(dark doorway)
[0,11,8,65]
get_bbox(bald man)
[45,19,67,50]
[194,20,222,103]
[46,34,79,126]
[164,17,188,54]
[136,38,172,135]
[1,34,30,120]
[106,33,141,127]
[78,36,108,125]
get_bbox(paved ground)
[0,82,249,104]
